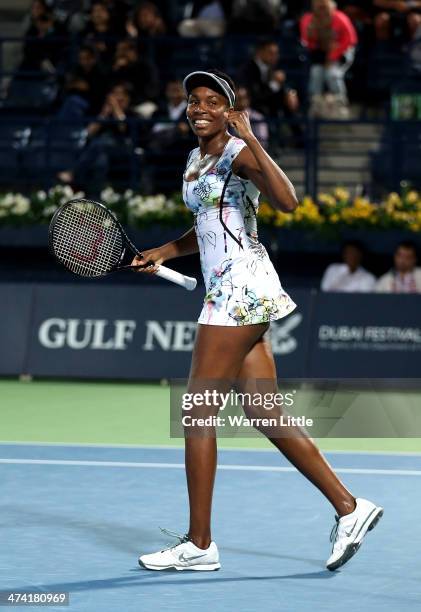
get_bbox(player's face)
[186,86,229,137]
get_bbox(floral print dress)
[182,136,296,326]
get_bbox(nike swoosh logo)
[178,552,207,563]
[345,520,358,538]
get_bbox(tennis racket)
[48,198,197,291]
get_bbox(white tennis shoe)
[326,497,383,571]
[139,530,220,571]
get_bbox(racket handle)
[156,265,197,291]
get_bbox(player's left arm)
[229,110,298,213]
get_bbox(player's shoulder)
[226,136,247,156]
[225,137,249,171]
[186,146,200,164]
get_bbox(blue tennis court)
[1,444,420,612]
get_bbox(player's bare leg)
[236,333,383,571]
[236,334,356,517]
[185,323,269,549]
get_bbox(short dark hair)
[79,44,97,57]
[117,38,137,51]
[110,81,133,97]
[342,239,365,253]
[396,241,417,255]
[255,38,278,52]
[38,10,53,22]
[91,1,108,9]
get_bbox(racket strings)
[52,203,123,277]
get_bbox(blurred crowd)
[321,240,421,293]
[1,0,421,194]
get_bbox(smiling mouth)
[193,119,211,127]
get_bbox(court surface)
[1,443,421,612]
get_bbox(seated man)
[143,79,195,194]
[111,39,159,106]
[58,45,108,118]
[300,0,357,117]
[238,38,300,118]
[373,0,421,42]
[321,240,376,292]
[339,1,374,28]
[178,0,226,37]
[233,86,269,150]
[376,241,421,292]
[57,82,135,196]
[238,38,301,144]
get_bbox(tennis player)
[135,69,383,571]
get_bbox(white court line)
[0,441,421,457]
[1,458,421,476]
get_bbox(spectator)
[238,39,302,144]
[228,0,280,34]
[47,0,87,29]
[283,0,309,20]
[373,1,421,42]
[111,39,159,105]
[57,83,135,195]
[238,39,300,117]
[233,86,269,149]
[178,1,227,37]
[104,0,132,34]
[20,8,66,72]
[340,1,374,29]
[81,1,120,65]
[321,241,376,292]
[59,44,108,116]
[21,0,50,33]
[376,241,421,292]
[127,1,167,37]
[300,0,357,118]
[150,79,188,133]
[144,79,194,193]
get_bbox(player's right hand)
[131,248,166,274]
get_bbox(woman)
[136,69,383,572]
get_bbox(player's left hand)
[226,110,254,141]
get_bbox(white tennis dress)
[182,136,296,326]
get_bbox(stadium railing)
[0,116,420,198]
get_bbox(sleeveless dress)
[182,136,296,326]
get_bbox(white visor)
[183,71,235,107]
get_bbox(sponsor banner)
[309,294,421,377]
[27,284,202,379]
[268,289,312,378]
[0,284,34,375]
[2,283,420,380]
[25,284,309,380]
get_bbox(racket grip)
[156,265,197,291]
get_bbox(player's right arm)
[132,226,199,273]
